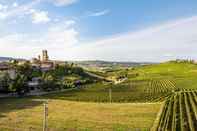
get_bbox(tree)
[7,61,32,96]
[0,73,11,93]
[16,62,33,81]
[9,74,29,96]
[53,65,66,77]
[71,67,85,76]
[41,73,59,91]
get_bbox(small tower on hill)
[42,50,49,61]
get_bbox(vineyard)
[152,91,197,131]
[147,79,177,94]
[42,80,177,103]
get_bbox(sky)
[0,0,197,62]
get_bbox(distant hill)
[0,57,26,62]
[72,60,155,68]
[0,57,14,62]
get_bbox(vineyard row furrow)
[152,91,197,131]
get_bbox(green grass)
[0,98,161,131]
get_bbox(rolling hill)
[0,61,196,130]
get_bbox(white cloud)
[50,0,78,6]
[65,20,75,26]
[68,16,197,62]
[12,2,18,7]
[54,18,59,22]
[87,9,110,17]
[31,10,51,24]
[2,15,197,62]
[0,0,40,20]
[0,20,78,59]
[0,12,7,19]
[0,4,8,20]
[0,4,8,10]
[43,20,78,49]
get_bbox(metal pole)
[43,102,48,131]
[29,127,33,131]
[109,87,112,103]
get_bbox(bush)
[40,73,60,91]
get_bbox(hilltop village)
[31,50,66,71]
[0,50,64,72]
[0,50,96,96]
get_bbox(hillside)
[132,62,197,89]
[28,62,196,103]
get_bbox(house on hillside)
[28,77,42,90]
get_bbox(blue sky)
[1,0,197,62]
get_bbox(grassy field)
[0,97,161,131]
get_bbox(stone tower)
[42,50,49,61]
[38,55,41,61]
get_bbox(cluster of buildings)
[31,50,55,71]
[0,50,67,80]
[0,50,65,72]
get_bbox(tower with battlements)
[42,50,49,61]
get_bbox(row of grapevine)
[152,91,197,131]
[146,79,177,94]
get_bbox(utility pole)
[109,83,112,103]
[43,102,48,131]
[109,88,112,103]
